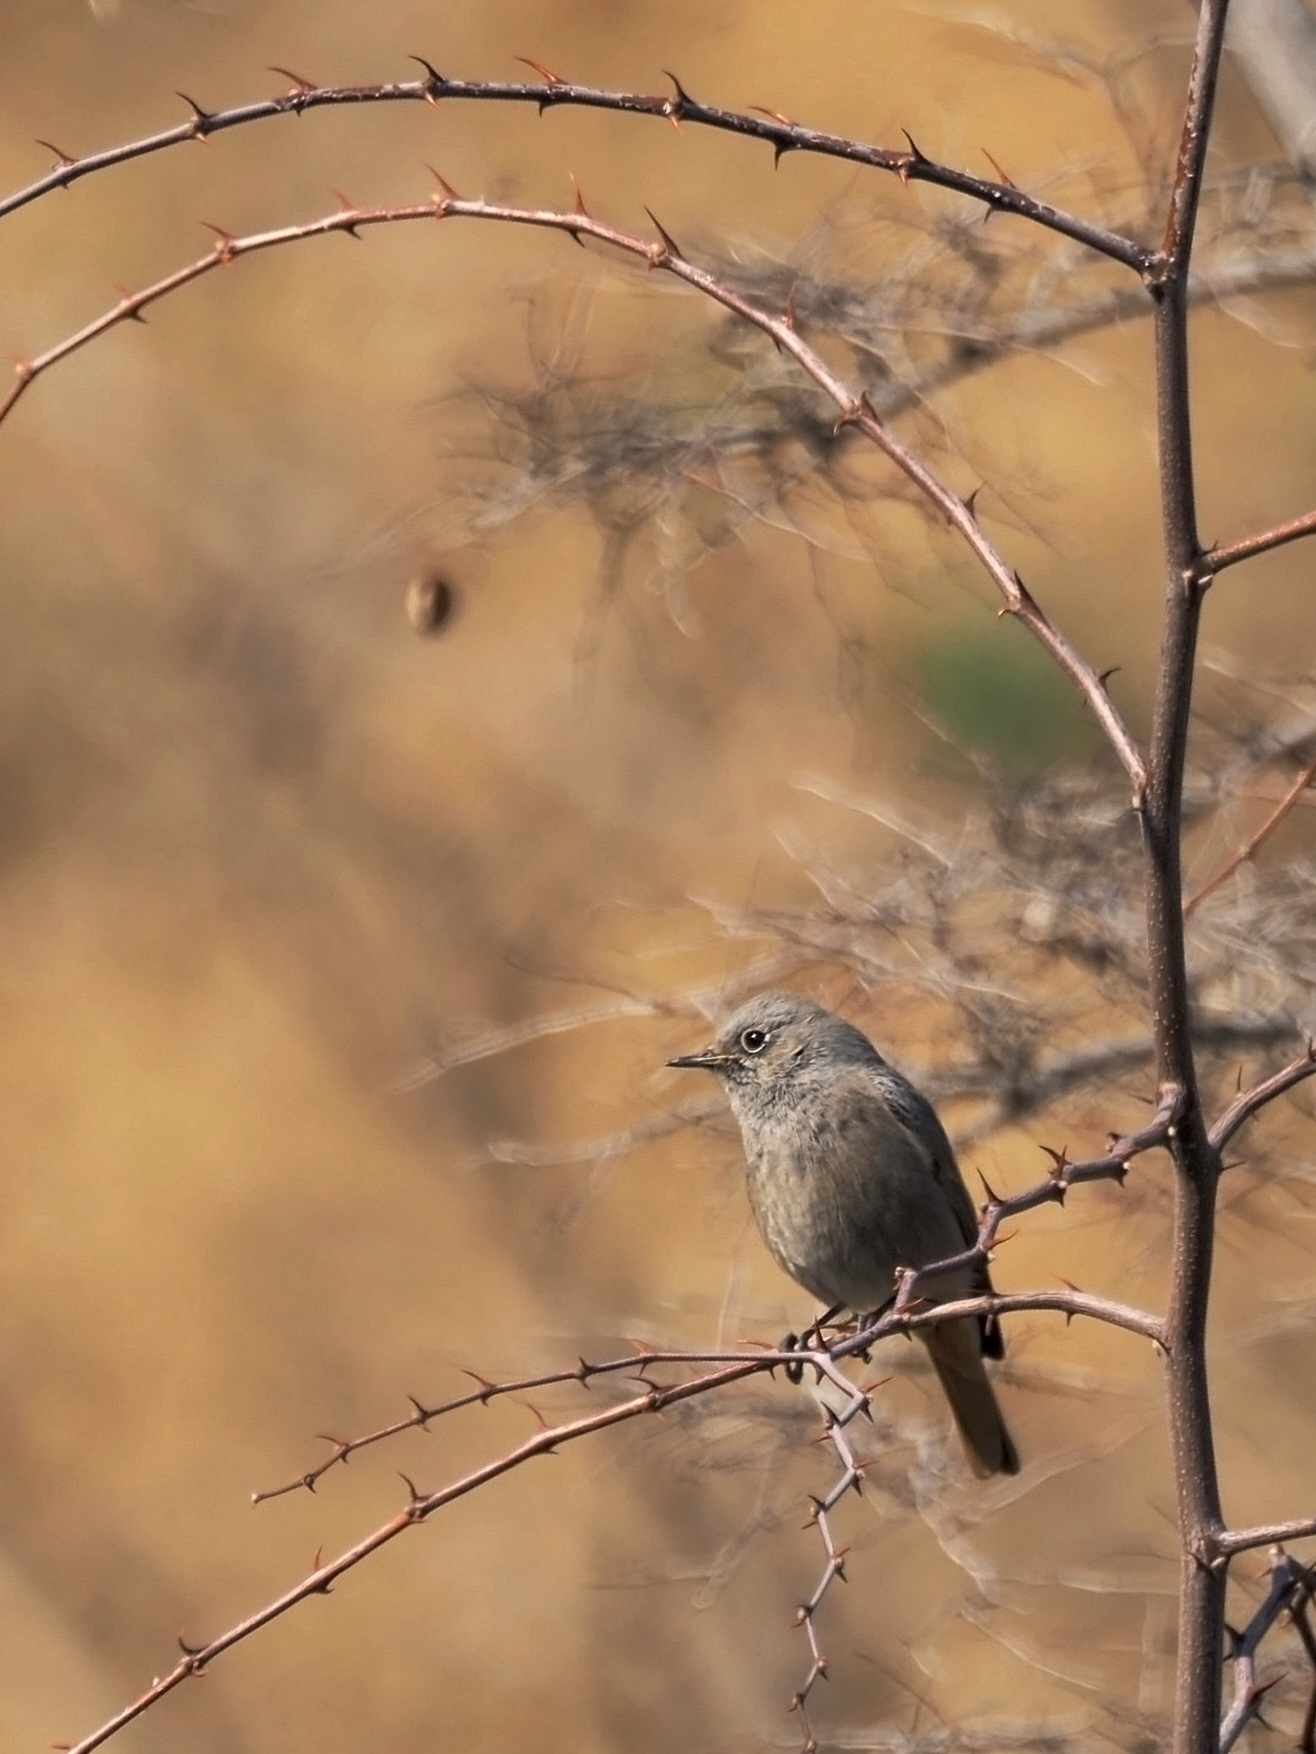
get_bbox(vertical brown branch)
[1145,4,1233,1750]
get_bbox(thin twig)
[1185,753,1316,913]
[1208,1045,1316,1152]
[1202,507,1316,576]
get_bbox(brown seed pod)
[405,572,456,636]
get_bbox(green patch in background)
[916,619,1101,777]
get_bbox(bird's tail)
[923,1317,1019,1477]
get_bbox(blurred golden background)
[1,1,1315,1750]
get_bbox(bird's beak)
[667,1047,735,1071]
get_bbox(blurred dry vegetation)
[1,0,1315,1750]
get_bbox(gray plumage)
[669,991,1018,1477]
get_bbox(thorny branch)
[0,186,1148,787]
[61,1088,1181,1754]
[1218,1549,1314,1754]
[0,65,1152,270]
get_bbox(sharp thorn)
[644,206,685,263]
[176,92,215,135]
[515,55,565,85]
[36,138,78,169]
[982,147,1018,189]
[268,65,318,95]
[409,55,447,101]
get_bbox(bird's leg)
[780,1304,845,1385]
[852,1294,897,1362]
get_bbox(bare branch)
[0,70,1152,270]
[1203,507,1316,576]
[1209,1044,1316,1151]
[1218,1519,1316,1557]
[1186,752,1316,912]
[1144,8,1234,1750]
[1219,1548,1310,1753]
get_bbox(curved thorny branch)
[0,62,1152,269]
[64,1008,1316,1754]
[0,184,1150,785]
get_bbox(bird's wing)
[874,1070,981,1252]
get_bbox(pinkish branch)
[1202,507,1316,576]
[0,185,1148,788]
[1217,1520,1316,1558]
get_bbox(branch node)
[408,55,447,102]
[176,92,216,138]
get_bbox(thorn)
[199,221,237,264]
[994,1226,1018,1248]
[897,129,929,184]
[1041,1144,1071,1179]
[176,92,215,138]
[409,55,446,102]
[565,173,592,245]
[976,1167,1002,1205]
[751,102,801,162]
[462,1368,499,1401]
[576,1356,594,1381]
[312,1545,324,1570]
[982,147,1018,189]
[1224,1621,1243,1657]
[662,69,692,126]
[407,1394,433,1424]
[964,484,983,519]
[783,282,799,332]
[644,207,685,264]
[427,166,462,213]
[177,1633,204,1657]
[516,54,565,83]
[269,65,318,96]
[114,285,146,322]
[833,391,878,434]
[1098,666,1121,691]
[628,1337,656,1355]
[36,138,77,169]
[399,1471,425,1511]
[331,191,363,238]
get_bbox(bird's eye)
[739,1027,769,1054]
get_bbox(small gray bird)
[669,990,1018,1477]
